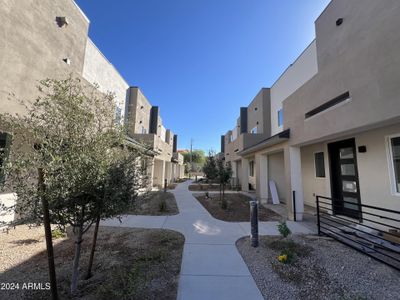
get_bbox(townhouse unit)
[126,87,184,187]
[0,0,184,221]
[221,0,400,222]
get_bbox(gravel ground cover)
[0,225,184,299]
[237,235,400,300]
[194,193,282,222]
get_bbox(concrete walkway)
[102,180,312,300]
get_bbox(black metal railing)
[316,195,400,271]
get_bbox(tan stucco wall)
[284,0,400,147]
[301,142,330,207]
[127,88,152,136]
[300,124,400,212]
[0,0,89,117]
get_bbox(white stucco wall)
[270,41,318,135]
[82,39,129,123]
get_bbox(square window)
[278,109,283,127]
[389,136,400,193]
[314,152,325,178]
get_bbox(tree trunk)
[85,215,100,280]
[221,183,227,210]
[39,168,58,300]
[70,225,83,294]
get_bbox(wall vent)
[56,16,69,27]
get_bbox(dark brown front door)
[328,138,362,219]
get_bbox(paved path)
[102,180,312,300]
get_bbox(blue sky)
[76,0,331,152]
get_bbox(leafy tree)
[217,159,232,209]
[0,77,148,296]
[202,151,218,182]
[85,147,150,279]
[181,149,206,174]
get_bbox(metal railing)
[316,195,400,271]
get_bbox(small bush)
[278,221,291,238]
[159,199,167,212]
[51,228,66,239]
[277,249,294,264]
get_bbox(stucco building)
[221,0,400,224]
[0,0,184,222]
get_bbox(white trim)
[385,133,400,197]
[71,0,90,23]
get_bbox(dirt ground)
[189,184,235,191]
[193,193,282,222]
[0,225,184,300]
[237,235,400,300]
[130,191,179,216]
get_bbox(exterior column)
[241,158,249,192]
[231,161,237,186]
[284,146,304,221]
[255,153,268,204]
[165,161,172,184]
[154,160,166,187]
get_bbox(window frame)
[250,126,257,134]
[386,133,400,196]
[314,151,326,178]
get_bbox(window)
[0,133,11,184]
[249,160,255,177]
[278,109,283,127]
[305,91,350,119]
[141,126,147,134]
[314,152,325,178]
[388,135,400,194]
[251,126,257,134]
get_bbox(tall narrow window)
[389,136,400,194]
[249,161,255,177]
[278,109,283,127]
[314,152,325,178]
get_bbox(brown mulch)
[0,225,184,300]
[129,191,179,216]
[193,193,282,222]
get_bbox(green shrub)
[277,221,291,238]
[51,228,66,239]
